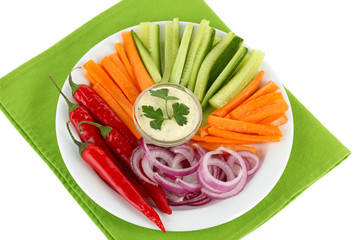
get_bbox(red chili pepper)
[66,122,165,232]
[79,121,172,215]
[50,76,150,200]
[68,71,138,148]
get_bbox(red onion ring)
[141,139,200,176]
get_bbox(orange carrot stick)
[208,127,281,143]
[83,59,133,118]
[241,80,279,106]
[84,72,96,85]
[230,92,285,120]
[212,71,264,117]
[192,135,253,145]
[92,83,141,139]
[258,112,288,126]
[198,125,210,137]
[101,56,140,104]
[114,42,136,81]
[190,142,257,154]
[231,101,289,123]
[109,53,137,83]
[208,115,282,136]
[121,31,154,91]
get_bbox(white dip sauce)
[135,86,200,142]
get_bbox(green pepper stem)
[68,67,82,95]
[49,75,79,114]
[78,121,112,139]
[66,121,89,156]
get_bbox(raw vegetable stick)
[114,42,135,80]
[198,125,210,137]
[109,53,136,82]
[212,70,264,117]
[241,80,279,106]
[209,49,265,109]
[101,56,140,104]
[233,101,289,123]
[83,59,133,118]
[258,112,288,126]
[121,31,154,91]
[84,71,96,85]
[192,135,253,144]
[208,115,282,136]
[190,142,257,154]
[208,127,281,143]
[131,30,162,83]
[92,83,142,139]
[230,92,285,120]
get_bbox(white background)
[0,0,359,239]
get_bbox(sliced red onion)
[130,146,157,186]
[200,147,249,200]
[238,151,260,175]
[130,139,260,206]
[192,143,208,156]
[166,192,210,206]
[227,151,260,176]
[188,196,212,206]
[141,156,156,182]
[175,178,201,193]
[171,154,186,168]
[198,150,239,192]
[141,139,200,176]
[153,173,188,194]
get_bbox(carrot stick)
[232,101,289,123]
[198,125,210,137]
[84,72,96,85]
[92,83,141,139]
[241,80,279,106]
[208,127,281,143]
[83,59,133,118]
[258,112,288,126]
[121,31,154,91]
[190,142,257,155]
[212,71,264,117]
[109,53,137,84]
[192,135,253,145]
[114,42,136,81]
[230,92,285,120]
[208,115,282,136]
[101,56,140,104]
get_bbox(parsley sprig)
[142,88,190,130]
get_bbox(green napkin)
[0,0,350,239]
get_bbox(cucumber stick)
[179,19,210,87]
[213,34,222,47]
[131,30,162,83]
[186,26,215,91]
[201,46,248,109]
[209,49,265,109]
[137,22,161,73]
[169,23,194,84]
[161,18,179,82]
[193,32,236,101]
[206,36,243,91]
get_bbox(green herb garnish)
[142,88,190,130]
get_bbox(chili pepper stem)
[78,121,112,139]
[49,75,79,114]
[68,67,82,94]
[66,121,89,155]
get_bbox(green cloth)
[0,0,350,239]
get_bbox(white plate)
[55,21,294,232]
